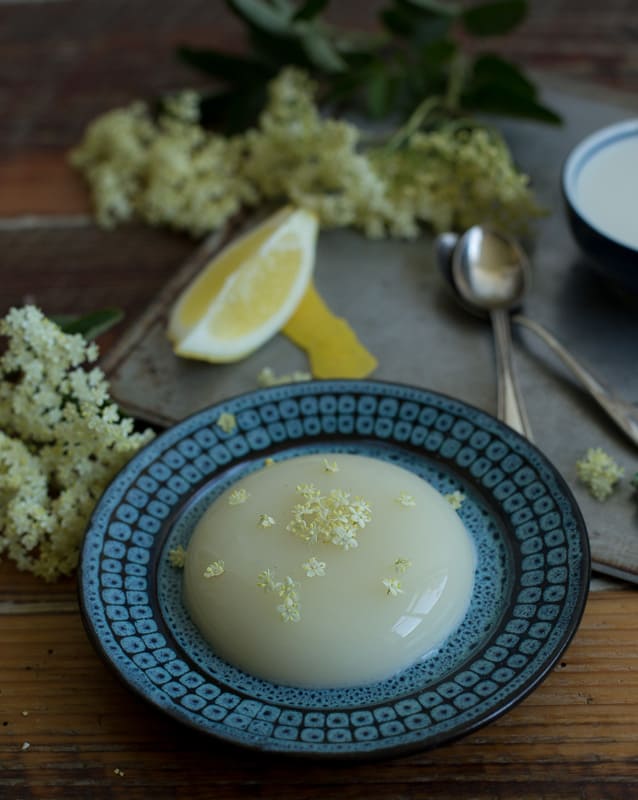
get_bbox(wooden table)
[2,2,637,797]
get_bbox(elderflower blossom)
[287,483,372,548]
[242,69,391,236]
[302,556,326,577]
[276,576,301,622]
[257,366,311,387]
[228,488,249,505]
[71,68,540,241]
[216,412,237,433]
[576,448,624,501]
[256,568,301,621]
[368,124,540,237]
[0,306,154,581]
[257,568,279,592]
[203,560,225,578]
[395,491,416,507]
[258,513,276,528]
[445,491,466,510]
[394,557,412,574]
[382,577,404,597]
[70,92,256,236]
[168,545,187,568]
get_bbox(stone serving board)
[102,79,638,584]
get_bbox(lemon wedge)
[168,207,318,362]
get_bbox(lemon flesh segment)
[172,208,318,363]
[168,206,295,344]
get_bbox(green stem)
[444,51,466,113]
[384,95,444,152]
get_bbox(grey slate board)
[102,80,638,583]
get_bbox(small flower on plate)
[228,488,249,506]
[444,491,466,510]
[302,556,326,577]
[395,491,416,507]
[204,560,225,578]
[168,545,186,568]
[216,411,237,434]
[382,577,404,597]
[257,568,278,592]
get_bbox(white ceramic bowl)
[562,119,638,293]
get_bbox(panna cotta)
[183,453,475,688]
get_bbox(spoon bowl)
[451,226,530,313]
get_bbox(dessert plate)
[79,380,590,758]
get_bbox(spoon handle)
[513,314,638,448]
[491,309,534,440]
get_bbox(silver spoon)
[437,228,638,448]
[451,225,533,439]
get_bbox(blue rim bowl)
[562,118,638,294]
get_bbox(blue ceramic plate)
[79,380,590,758]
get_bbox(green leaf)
[176,46,271,83]
[292,0,330,22]
[419,37,456,71]
[462,52,561,123]
[51,309,124,340]
[364,69,396,118]
[227,0,293,34]
[248,25,310,68]
[380,1,453,44]
[321,62,371,107]
[462,83,562,124]
[470,53,536,99]
[300,29,348,73]
[402,0,460,16]
[462,0,527,36]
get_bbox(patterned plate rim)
[78,379,591,759]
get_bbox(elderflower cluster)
[257,569,301,622]
[576,447,624,501]
[69,92,257,236]
[0,306,154,580]
[287,483,372,550]
[71,68,541,240]
[367,124,539,237]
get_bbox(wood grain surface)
[2,585,637,799]
[1,2,638,797]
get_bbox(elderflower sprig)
[576,448,624,501]
[287,484,372,549]
[0,306,154,581]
